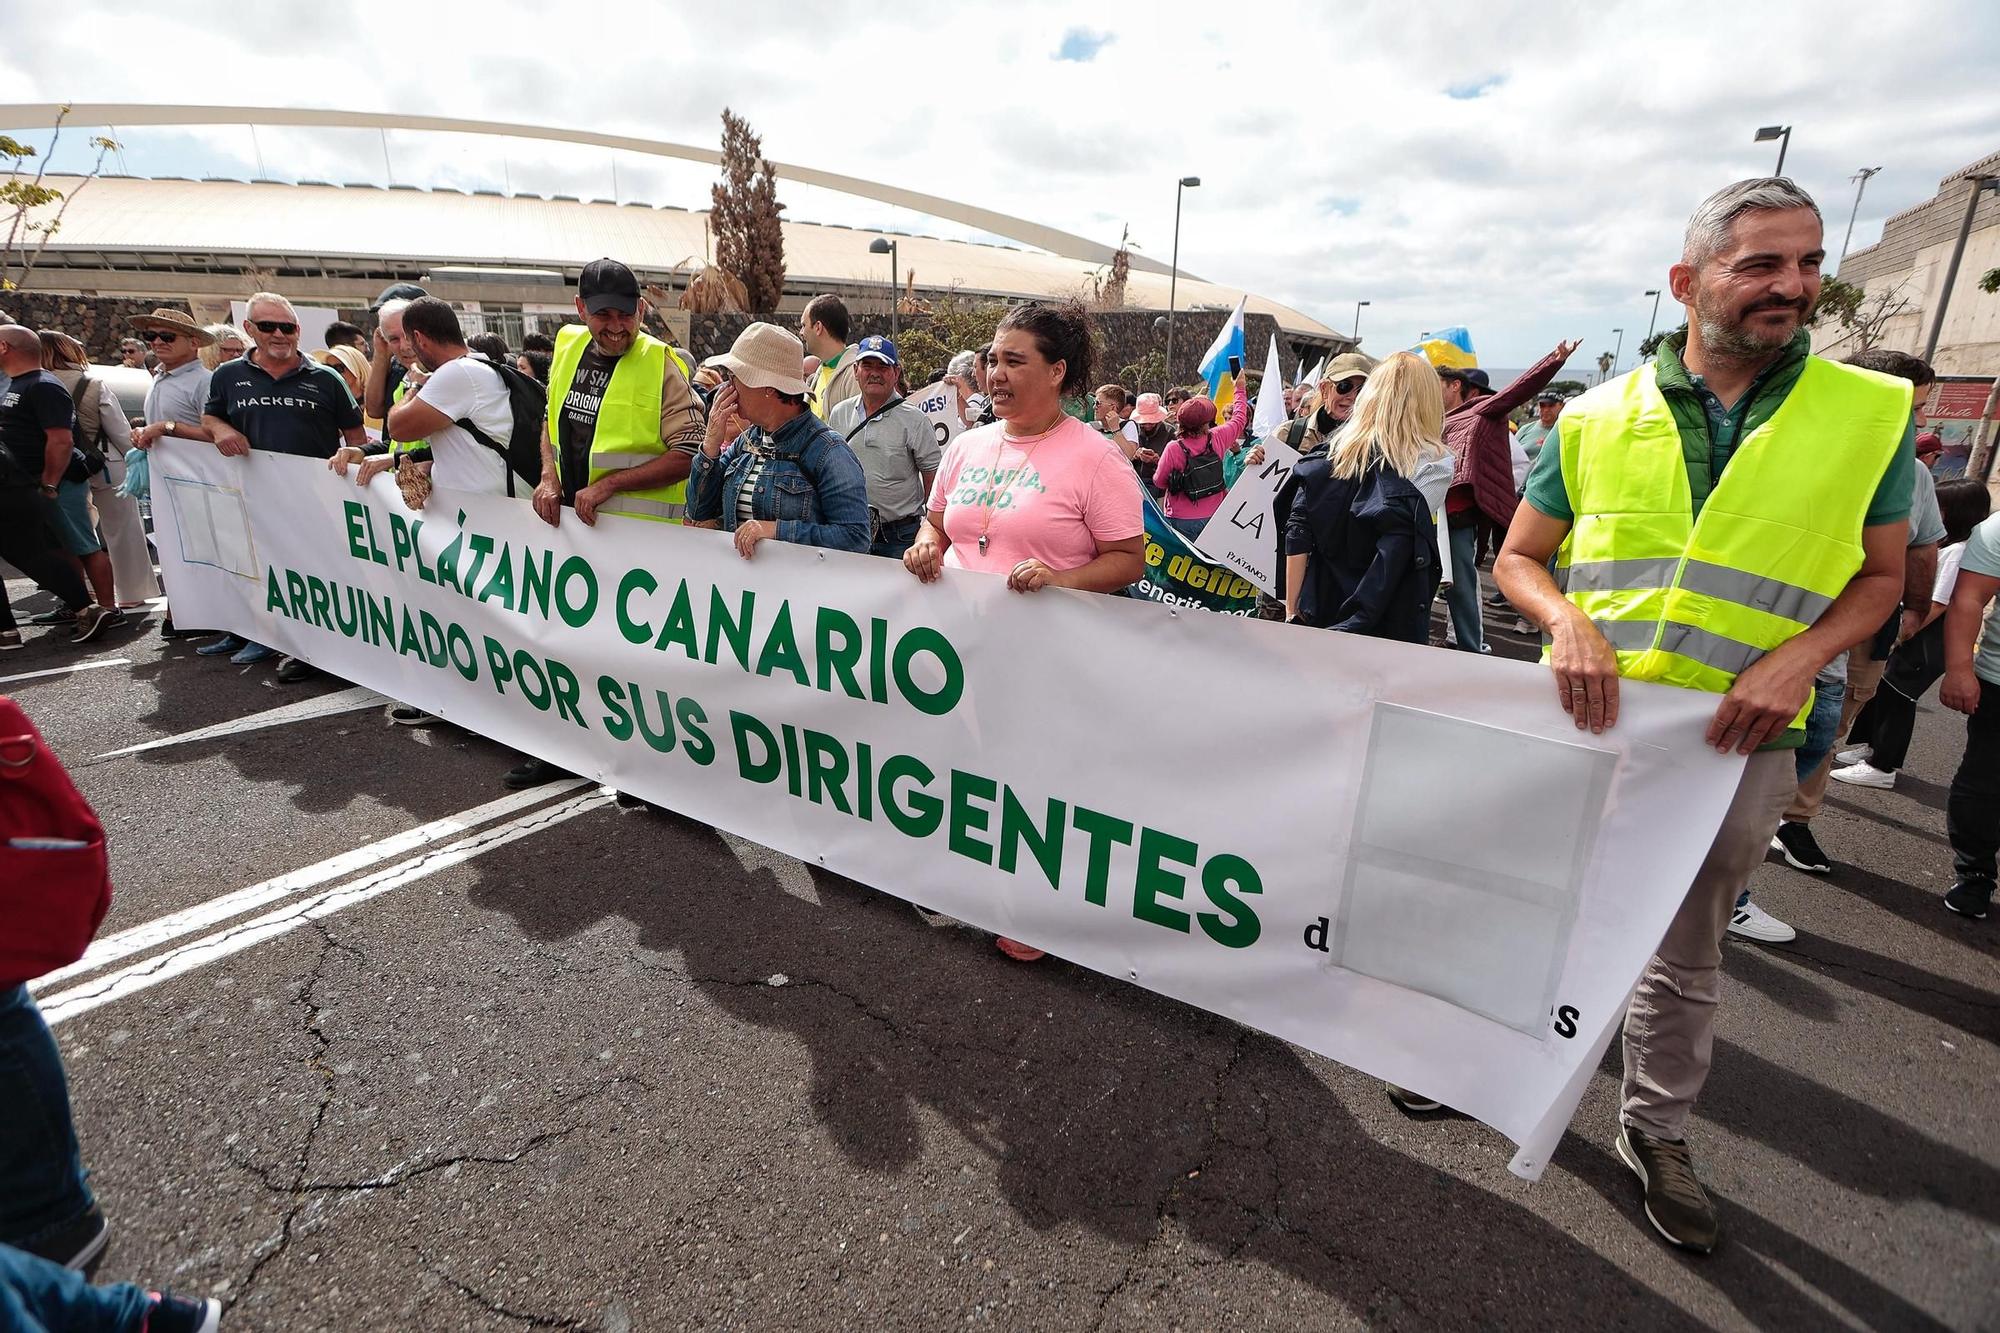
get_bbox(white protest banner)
[151,442,1743,1179]
[909,380,965,452]
[1194,435,1304,597]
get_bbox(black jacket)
[1285,456,1440,642]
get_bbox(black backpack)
[454,358,548,496]
[1177,435,1226,501]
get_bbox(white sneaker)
[1830,760,1896,789]
[1727,900,1797,944]
[1834,744,1873,766]
[1513,619,1532,635]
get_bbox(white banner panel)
[1195,436,1303,596]
[151,442,1743,1179]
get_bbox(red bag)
[0,695,113,986]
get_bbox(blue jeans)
[1166,515,1208,542]
[0,1242,151,1332]
[1738,679,1846,909]
[1443,522,1484,651]
[0,986,94,1253]
[869,514,921,560]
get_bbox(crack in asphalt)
[231,918,346,1303]
[429,1263,595,1329]
[229,1127,580,1194]
[1775,942,2000,1021]
[1090,1026,1254,1331]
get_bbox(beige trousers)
[87,454,160,604]
[1785,655,1887,822]
[1621,748,1795,1140]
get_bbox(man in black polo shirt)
[199,291,366,668]
[0,325,102,646]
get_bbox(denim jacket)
[687,409,871,553]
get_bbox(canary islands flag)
[1196,296,1248,423]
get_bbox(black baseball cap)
[1536,390,1563,404]
[579,257,641,315]
[1440,366,1493,395]
[370,281,427,310]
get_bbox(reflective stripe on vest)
[1550,357,1908,713]
[545,325,688,524]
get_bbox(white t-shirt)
[412,353,526,496]
[1934,541,1966,605]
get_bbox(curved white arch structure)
[0,103,1181,277]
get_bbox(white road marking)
[0,657,132,686]
[94,685,390,759]
[33,781,587,991]
[38,790,612,1027]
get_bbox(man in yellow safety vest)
[531,257,705,531]
[1483,179,1912,1253]
[507,257,706,792]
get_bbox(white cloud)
[6,0,1998,367]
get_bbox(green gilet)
[546,325,687,523]
[1552,357,1908,725]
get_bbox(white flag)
[1252,334,1289,438]
[1302,356,1326,388]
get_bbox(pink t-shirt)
[930,416,1144,575]
[1153,392,1249,520]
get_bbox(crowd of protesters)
[6,175,2000,1325]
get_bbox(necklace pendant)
[978,534,989,554]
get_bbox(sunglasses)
[1331,377,1367,394]
[138,330,180,344]
[251,320,298,335]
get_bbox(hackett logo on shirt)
[235,393,327,411]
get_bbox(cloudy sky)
[6,0,1999,369]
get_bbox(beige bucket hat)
[704,322,808,396]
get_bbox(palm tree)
[1596,351,1614,384]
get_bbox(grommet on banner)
[1168,609,1178,618]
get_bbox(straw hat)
[127,307,215,346]
[704,322,808,396]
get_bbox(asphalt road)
[6,580,1996,1332]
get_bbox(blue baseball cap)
[855,334,899,366]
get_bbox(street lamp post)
[1923,175,1999,362]
[1754,124,1792,176]
[1837,166,1883,273]
[1611,328,1625,376]
[1165,176,1199,388]
[1353,300,1371,341]
[867,237,898,340]
[1643,289,1662,348]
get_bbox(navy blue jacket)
[1285,457,1440,642]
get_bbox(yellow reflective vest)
[546,325,688,523]
[1552,357,1908,724]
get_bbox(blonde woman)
[1282,351,1453,641]
[199,324,247,371]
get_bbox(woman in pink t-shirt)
[1153,390,1248,539]
[907,302,1144,596]
[904,300,1144,962]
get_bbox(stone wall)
[1,293,199,361]
[688,307,1342,390]
[16,290,1350,389]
